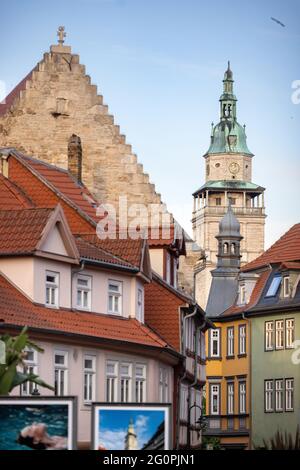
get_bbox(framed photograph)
[92,403,172,450]
[0,396,77,450]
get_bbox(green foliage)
[0,327,54,395]
[202,436,222,450]
[255,427,300,450]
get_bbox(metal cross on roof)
[57,26,66,45]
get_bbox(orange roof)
[0,208,54,255]
[0,273,170,350]
[0,174,33,210]
[145,274,191,350]
[221,270,271,317]
[279,261,300,271]
[242,224,300,272]
[0,69,36,116]
[78,233,144,270]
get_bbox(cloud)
[99,428,126,450]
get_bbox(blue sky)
[98,409,164,450]
[0,0,299,246]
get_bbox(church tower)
[192,62,266,308]
[124,418,138,450]
[206,203,242,317]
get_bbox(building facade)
[192,63,266,307]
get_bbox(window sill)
[207,356,222,361]
[226,355,235,360]
[237,354,247,358]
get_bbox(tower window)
[215,163,220,168]
[231,243,236,254]
[223,242,229,254]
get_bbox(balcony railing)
[193,205,265,217]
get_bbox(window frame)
[210,382,221,415]
[45,270,59,308]
[285,318,295,349]
[135,363,146,403]
[264,379,274,413]
[275,379,284,413]
[275,319,284,350]
[285,378,294,412]
[136,287,144,323]
[76,274,92,311]
[209,328,221,359]
[159,367,169,403]
[238,324,247,356]
[83,354,96,404]
[265,275,281,298]
[106,360,118,402]
[54,350,68,396]
[108,280,123,315]
[283,276,290,298]
[265,321,274,351]
[227,381,234,415]
[238,381,246,414]
[20,347,38,396]
[120,362,132,403]
[227,327,234,358]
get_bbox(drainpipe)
[71,261,85,310]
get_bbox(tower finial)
[57,26,66,45]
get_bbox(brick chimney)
[68,134,82,184]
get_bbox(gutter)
[80,257,139,274]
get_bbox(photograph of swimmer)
[0,398,75,450]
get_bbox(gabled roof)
[147,225,186,255]
[0,205,80,261]
[0,173,34,210]
[0,69,36,116]
[242,223,300,272]
[0,273,173,351]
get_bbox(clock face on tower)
[229,162,240,174]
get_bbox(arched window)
[223,242,229,254]
[231,243,236,254]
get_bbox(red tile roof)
[279,261,300,271]
[0,174,33,210]
[0,208,54,255]
[145,274,191,350]
[242,224,300,272]
[78,233,144,270]
[75,236,136,269]
[0,273,170,350]
[221,270,271,317]
[0,69,36,116]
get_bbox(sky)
[98,409,164,450]
[0,0,299,247]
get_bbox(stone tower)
[0,28,164,214]
[192,62,266,308]
[124,418,138,450]
[206,203,242,317]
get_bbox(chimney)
[68,134,82,184]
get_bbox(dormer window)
[45,271,59,308]
[108,280,122,315]
[76,274,92,310]
[137,288,144,323]
[265,275,281,298]
[240,285,246,304]
[283,276,290,298]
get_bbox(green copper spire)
[205,62,253,156]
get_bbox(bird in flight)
[271,17,285,27]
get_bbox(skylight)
[265,275,281,298]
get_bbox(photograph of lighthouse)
[92,404,171,450]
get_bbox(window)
[227,327,234,357]
[159,367,169,403]
[76,275,92,310]
[173,257,178,288]
[285,379,294,411]
[266,275,281,297]
[239,325,246,356]
[265,321,274,351]
[135,364,146,403]
[240,285,246,304]
[216,197,222,206]
[283,276,290,298]
[210,383,220,415]
[21,348,38,396]
[275,320,284,350]
[108,281,122,315]
[239,381,246,414]
[275,379,283,412]
[231,243,236,254]
[106,361,117,402]
[210,329,220,358]
[285,319,295,349]
[46,271,59,307]
[120,363,132,402]
[54,351,68,396]
[227,382,234,414]
[136,288,144,322]
[223,242,229,254]
[84,355,96,403]
[265,380,274,412]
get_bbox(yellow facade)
[205,317,251,450]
